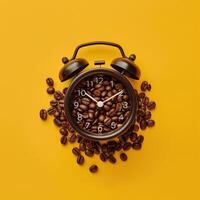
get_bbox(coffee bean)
[120,153,128,161]
[103,80,110,85]
[47,87,55,94]
[116,103,122,112]
[147,119,155,127]
[46,77,54,86]
[115,83,123,90]
[88,112,94,119]
[147,101,156,110]
[106,85,112,91]
[147,84,151,91]
[133,124,139,132]
[103,104,110,111]
[62,87,68,94]
[138,92,145,99]
[101,91,107,97]
[112,116,118,121]
[47,107,56,115]
[141,81,148,91]
[85,149,94,157]
[60,136,67,145]
[89,165,98,173]
[137,135,144,143]
[54,91,64,100]
[54,118,62,127]
[108,155,116,164]
[117,95,123,102]
[104,117,112,126]
[79,104,88,111]
[72,147,80,156]
[98,114,105,122]
[59,128,68,136]
[93,90,101,97]
[77,155,84,165]
[130,132,138,142]
[40,109,47,120]
[89,102,96,109]
[123,95,129,101]
[50,100,58,107]
[140,120,147,130]
[100,153,107,162]
[81,98,90,105]
[144,111,151,120]
[98,86,105,91]
[69,133,77,143]
[95,84,102,89]
[107,91,113,97]
[123,142,132,151]
[54,111,60,118]
[132,143,142,150]
[79,143,86,151]
[115,143,122,151]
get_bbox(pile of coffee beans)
[70,75,131,133]
[40,77,156,173]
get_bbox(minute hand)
[103,90,123,103]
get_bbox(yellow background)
[0,0,199,199]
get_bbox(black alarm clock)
[59,41,141,141]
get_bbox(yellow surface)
[0,0,200,199]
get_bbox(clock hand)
[103,90,123,103]
[85,92,98,103]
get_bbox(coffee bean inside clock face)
[69,74,131,134]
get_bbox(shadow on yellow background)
[0,0,199,199]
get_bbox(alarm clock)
[59,41,141,141]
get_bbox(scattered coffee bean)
[100,153,107,162]
[40,109,47,120]
[77,155,84,165]
[54,118,62,127]
[141,81,148,91]
[85,149,94,157]
[147,101,156,110]
[108,155,116,164]
[89,165,98,173]
[47,87,55,94]
[69,133,77,143]
[60,136,67,145]
[147,84,151,91]
[147,119,155,127]
[59,127,68,136]
[72,147,80,156]
[140,120,147,130]
[132,143,142,150]
[120,153,127,161]
[123,142,132,151]
[79,143,86,151]
[46,77,54,86]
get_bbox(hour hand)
[85,92,98,103]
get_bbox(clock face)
[68,71,132,135]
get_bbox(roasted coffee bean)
[46,77,54,86]
[147,119,155,127]
[54,111,60,118]
[105,85,112,91]
[107,91,113,97]
[104,117,112,126]
[130,132,138,142]
[123,95,129,101]
[133,124,139,131]
[124,111,130,120]
[147,84,151,91]
[141,81,148,91]
[89,102,96,109]
[50,100,58,107]
[47,87,55,94]
[98,114,105,122]
[115,143,122,151]
[79,104,88,111]
[147,101,156,110]
[62,87,68,94]
[120,153,128,161]
[98,86,105,91]
[59,127,68,136]
[112,116,118,121]
[138,92,145,99]
[68,133,77,143]
[106,101,112,106]
[115,83,123,90]
[144,111,151,120]
[103,80,110,85]
[140,120,147,130]
[117,95,123,102]
[95,84,102,89]
[123,142,132,151]
[72,147,80,156]
[54,118,62,127]
[77,155,84,165]
[108,155,116,164]
[85,149,94,157]
[79,143,86,151]
[81,98,90,105]
[100,153,107,162]
[93,90,101,97]
[132,143,142,150]
[101,91,107,97]
[89,165,98,173]
[116,103,122,112]
[144,97,149,105]
[47,107,56,115]
[88,112,94,119]
[103,104,110,111]
[54,91,64,100]
[137,135,144,143]
[40,109,47,120]
[60,136,67,145]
